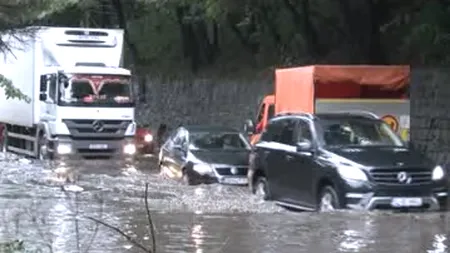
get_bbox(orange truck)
[244,65,410,145]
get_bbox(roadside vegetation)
[0,0,449,90]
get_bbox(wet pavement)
[0,152,449,253]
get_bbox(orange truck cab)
[244,65,410,145]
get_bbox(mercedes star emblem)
[230,167,238,175]
[92,120,105,132]
[397,171,412,184]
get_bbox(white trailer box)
[0,32,37,127]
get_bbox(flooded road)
[0,152,449,253]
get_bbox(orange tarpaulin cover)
[274,65,410,114]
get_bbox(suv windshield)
[317,117,404,147]
[189,132,249,150]
[59,74,133,107]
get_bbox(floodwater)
[0,152,449,253]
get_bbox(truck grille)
[215,167,248,176]
[63,119,131,139]
[369,168,432,185]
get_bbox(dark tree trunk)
[109,0,146,101]
[282,0,321,57]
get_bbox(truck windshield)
[317,117,404,147]
[59,74,133,107]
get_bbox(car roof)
[272,112,378,121]
[181,125,240,133]
[315,113,379,121]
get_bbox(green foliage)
[0,240,24,253]
[1,0,450,77]
[0,75,30,103]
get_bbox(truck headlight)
[57,143,72,154]
[193,164,213,174]
[144,134,153,142]
[123,143,136,155]
[432,165,445,181]
[337,165,368,181]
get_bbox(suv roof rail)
[325,110,380,119]
[275,111,314,119]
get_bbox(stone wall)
[136,69,450,164]
[410,69,450,164]
[135,75,273,130]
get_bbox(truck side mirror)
[39,93,47,101]
[39,75,47,92]
[57,72,69,88]
[244,119,255,135]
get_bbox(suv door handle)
[285,154,294,161]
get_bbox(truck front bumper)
[52,136,136,160]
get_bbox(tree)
[0,0,79,101]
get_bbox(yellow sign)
[381,115,399,132]
[400,128,409,141]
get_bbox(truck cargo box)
[274,65,409,114]
[0,33,37,127]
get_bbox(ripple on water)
[3,155,450,253]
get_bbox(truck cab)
[246,95,275,145]
[39,65,135,159]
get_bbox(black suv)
[248,112,448,211]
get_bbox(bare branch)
[85,216,152,253]
[82,195,103,253]
[86,184,157,253]
[145,183,157,253]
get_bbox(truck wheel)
[1,126,7,153]
[318,186,340,212]
[182,169,195,185]
[38,134,52,160]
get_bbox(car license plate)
[391,197,423,207]
[89,144,108,150]
[223,178,248,185]
[77,35,100,41]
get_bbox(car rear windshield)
[189,132,249,150]
[316,117,404,147]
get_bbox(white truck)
[0,26,137,160]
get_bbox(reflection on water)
[338,214,375,252]
[50,202,71,252]
[428,234,448,253]
[191,224,204,253]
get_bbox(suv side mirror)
[39,93,47,101]
[58,72,69,88]
[296,139,312,153]
[244,119,255,135]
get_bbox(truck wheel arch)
[36,123,50,139]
